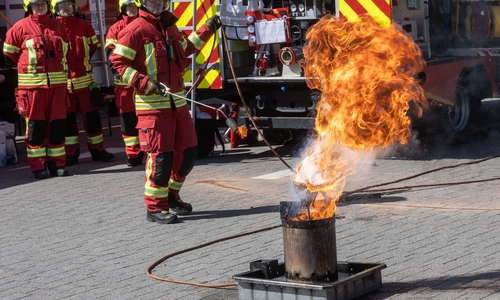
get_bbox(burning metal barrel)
[280,201,338,282]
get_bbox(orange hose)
[0,11,13,27]
[146,224,282,287]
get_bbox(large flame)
[292,15,427,220]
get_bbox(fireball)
[292,14,427,220]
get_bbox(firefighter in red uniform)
[3,0,70,179]
[105,0,142,167]
[110,0,221,224]
[52,0,115,166]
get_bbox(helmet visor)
[142,0,169,16]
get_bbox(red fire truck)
[170,0,500,148]
[1,0,499,153]
[210,0,500,147]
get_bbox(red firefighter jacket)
[110,9,213,114]
[3,13,69,89]
[105,15,136,88]
[57,15,99,93]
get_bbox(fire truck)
[1,0,499,153]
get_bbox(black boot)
[50,168,69,177]
[46,160,69,177]
[127,151,143,167]
[33,170,49,180]
[146,210,178,224]
[65,155,79,166]
[90,149,115,162]
[168,195,193,215]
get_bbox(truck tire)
[449,85,471,132]
[448,64,492,132]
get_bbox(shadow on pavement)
[358,270,500,299]
[179,204,279,221]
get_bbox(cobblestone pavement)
[1,112,500,300]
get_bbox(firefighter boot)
[65,149,80,166]
[33,170,49,180]
[168,194,193,215]
[45,161,69,177]
[127,151,144,167]
[65,156,78,166]
[90,149,115,162]
[146,210,178,224]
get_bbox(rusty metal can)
[280,201,338,282]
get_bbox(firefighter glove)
[89,82,104,107]
[144,79,161,96]
[205,15,222,33]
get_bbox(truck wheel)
[448,64,492,132]
[448,85,471,132]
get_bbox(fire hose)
[147,153,500,286]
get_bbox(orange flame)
[235,125,248,139]
[292,15,427,220]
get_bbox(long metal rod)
[190,0,197,122]
[95,0,110,87]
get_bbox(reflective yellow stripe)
[145,185,169,198]
[61,38,69,71]
[91,35,99,46]
[180,38,187,51]
[83,36,94,72]
[87,134,103,145]
[124,136,139,146]
[144,153,169,198]
[168,178,183,191]
[68,74,94,91]
[144,43,157,80]
[187,32,205,50]
[114,44,136,60]
[105,38,117,47]
[27,147,46,158]
[3,42,20,54]
[25,39,38,73]
[47,146,65,157]
[135,92,187,110]
[114,78,129,86]
[65,136,79,145]
[18,72,68,87]
[122,67,138,86]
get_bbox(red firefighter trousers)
[19,87,67,172]
[136,105,198,211]
[114,86,140,159]
[65,89,104,157]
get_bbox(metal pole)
[95,0,110,87]
[190,0,197,122]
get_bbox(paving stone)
[2,114,500,299]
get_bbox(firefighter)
[3,0,70,179]
[52,0,115,166]
[110,0,221,224]
[105,0,142,167]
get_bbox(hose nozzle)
[157,82,170,97]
